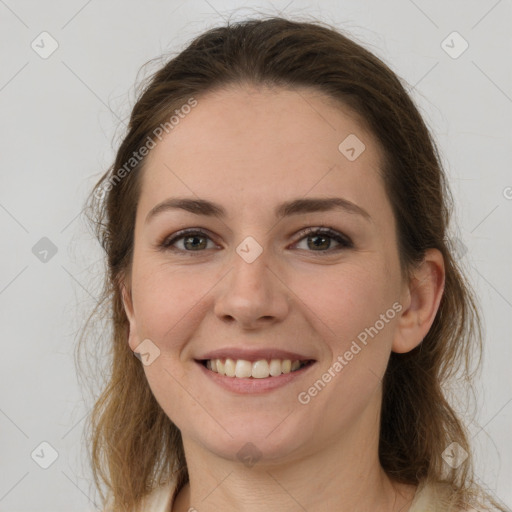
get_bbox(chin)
[181,412,318,466]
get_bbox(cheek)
[130,258,220,347]
[289,260,399,350]
[290,261,401,430]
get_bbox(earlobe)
[392,249,445,354]
[121,283,134,320]
[120,283,139,352]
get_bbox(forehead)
[140,85,388,222]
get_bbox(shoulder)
[102,480,176,512]
[408,481,465,512]
[407,480,504,512]
[138,480,175,512]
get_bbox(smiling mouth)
[198,358,314,379]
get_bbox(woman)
[81,16,508,512]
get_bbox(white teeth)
[235,359,252,378]
[224,358,236,377]
[252,360,270,378]
[269,359,282,377]
[205,358,309,378]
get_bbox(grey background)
[0,0,511,510]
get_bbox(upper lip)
[196,347,315,363]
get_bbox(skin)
[121,85,445,512]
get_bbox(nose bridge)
[213,240,289,328]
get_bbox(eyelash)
[159,227,353,255]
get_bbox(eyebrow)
[145,196,372,224]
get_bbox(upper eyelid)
[162,228,218,246]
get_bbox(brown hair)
[79,16,507,512]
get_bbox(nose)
[213,247,290,330]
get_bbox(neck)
[172,399,417,512]
[175,455,406,512]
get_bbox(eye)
[293,227,353,253]
[160,229,217,252]
[159,227,353,254]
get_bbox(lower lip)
[196,361,315,394]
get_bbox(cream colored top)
[113,478,461,511]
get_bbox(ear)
[120,281,140,352]
[392,249,445,354]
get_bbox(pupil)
[187,236,204,250]
[310,235,329,250]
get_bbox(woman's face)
[124,85,408,463]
